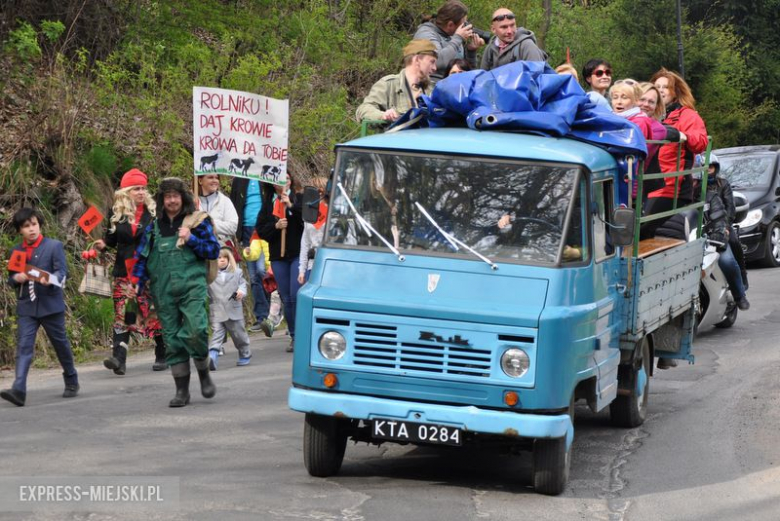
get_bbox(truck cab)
[289,127,701,495]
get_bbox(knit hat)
[403,39,438,58]
[120,168,148,188]
[156,177,196,216]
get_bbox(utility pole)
[676,0,685,77]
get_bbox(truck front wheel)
[533,400,573,495]
[610,337,650,428]
[303,413,348,477]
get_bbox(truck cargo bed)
[619,238,703,341]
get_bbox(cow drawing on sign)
[228,157,255,177]
[199,152,221,171]
[261,165,283,183]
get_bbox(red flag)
[8,250,26,273]
[250,230,260,241]
[78,205,104,235]
[272,199,286,219]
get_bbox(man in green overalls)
[131,177,221,407]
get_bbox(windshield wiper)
[337,182,405,262]
[415,201,498,270]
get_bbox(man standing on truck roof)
[412,0,485,83]
[480,7,547,71]
[355,39,438,123]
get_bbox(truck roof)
[340,127,617,172]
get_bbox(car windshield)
[325,149,586,265]
[719,153,776,189]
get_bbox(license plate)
[371,419,462,446]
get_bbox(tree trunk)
[538,0,553,51]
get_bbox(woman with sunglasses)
[480,7,546,71]
[640,68,708,238]
[582,59,613,111]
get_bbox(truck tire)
[533,400,573,496]
[303,413,347,477]
[610,337,650,428]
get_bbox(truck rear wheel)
[303,413,347,477]
[533,400,573,496]
[610,337,650,428]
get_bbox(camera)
[473,27,492,41]
[229,291,238,301]
[462,22,491,42]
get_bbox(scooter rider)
[708,154,749,290]
[702,155,750,311]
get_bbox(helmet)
[708,153,720,175]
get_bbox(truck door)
[591,178,622,409]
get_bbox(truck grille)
[351,322,493,378]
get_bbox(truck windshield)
[326,149,586,265]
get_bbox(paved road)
[1,268,779,520]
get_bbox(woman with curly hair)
[95,169,166,374]
[641,68,708,238]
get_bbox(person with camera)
[356,39,439,123]
[480,7,547,71]
[413,0,484,83]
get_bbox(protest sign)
[193,87,289,185]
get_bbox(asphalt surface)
[0,268,778,521]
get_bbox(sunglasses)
[593,69,612,78]
[492,13,516,22]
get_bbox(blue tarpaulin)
[391,61,647,160]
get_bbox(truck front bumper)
[289,388,573,448]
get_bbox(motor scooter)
[694,191,749,332]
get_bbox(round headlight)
[501,348,529,378]
[319,331,346,360]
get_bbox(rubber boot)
[152,335,167,371]
[104,332,129,375]
[193,358,216,399]
[169,362,191,407]
[114,341,128,375]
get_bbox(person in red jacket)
[641,68,708,237]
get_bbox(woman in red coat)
[641,68,708,237]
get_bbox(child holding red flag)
[1,208,79,407]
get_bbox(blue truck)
[288,127,703,495]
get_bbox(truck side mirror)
[301,186,320,224]
[611,207,636,247]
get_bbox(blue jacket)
[8,237,68,317]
